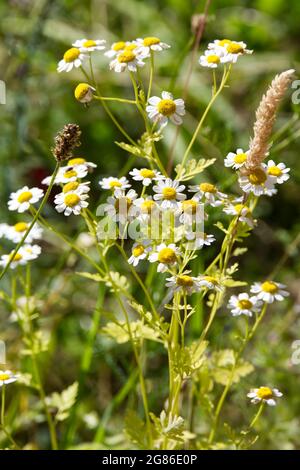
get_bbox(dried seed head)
[244,69,295,173]
[52,124,82,162]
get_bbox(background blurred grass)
[0,0,300,449]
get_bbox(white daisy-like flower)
[247,386,282,406]
[67,157,97,169]
[8,186,44,213]
[133,197,159,222]
[228,292,262,317]
[129,168,163,186]
[198,275,222,291]
[224,148,249,170]
[199,49,225,68]
[104,41,131,58]
[22,244,42,261]
[109,47,145,72]
[166,273,201,295]
[208,39,252,63]
[188,182,227,207]
[146,91,185,126]
[104,188,138,222]
[54,191,89,216]
[238,166,275,196]
[223,201,254,228]
[62,181,91,195]
[264,160,290,184]
[135,36,170,56]
[74,83,96,103]
[6,221,43,244]
[42,165,89,186]
[178,198,205,225]
[0,244,40,269]
[57,47,87,73]
[0,370,19,387]
[128,240,152,266]
[185,231,216,249]
[153,178,186,210]
[0,223,10,239]
[99,176,131,191]
[149,243,181,273]
[250,281,289,304]
[72,38,106,53]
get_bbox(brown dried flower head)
[52,123,82,163]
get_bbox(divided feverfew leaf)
[175,158,216,181]
[208,350,254,386]
[46,382,78,422]
[101,320,161,344]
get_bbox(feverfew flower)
[0,223,11,239]
[67,157,97,169]
[133,197,159,222]
[42,165,89,186]
[72,38,106,53]
[146,91,185,126]
[208,39,252,63]
[104,41,130,58]
[179,198,205,225]
[264,160,290,184]
[185,231,215,249]
[0,244,40,269]
[149,243,181,273]
[189,182,226,207]
[129,168,163,186]
[153,178,186,210]
[8,186,44,213]
[109,48,145,72]
[128,240,151,267]
[166,273,201,295]
[199,50,224,68]
[104,188,137,221]
[57,47,87,73]
[198,275,222,291]
[135,37,170,55]
[22,244,42,261]
[74,83,96,103]
[6,222,43,244]
[224,148,249,170]
[62,181,91,195]
[247,387,282,406]
[54,191,89,216]
[238,166,275,196]
[227,293,262,317]
[250,281,289,304]
[223,202,254,228]
[0,370,18,387]
[99,176,131,191]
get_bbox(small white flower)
[189,182,226,207]
[198,275,222,291]
[208,39,252,63]
[133,197,159,222]
[57,47,87,73]
[178,198,205,225]
[0,370,19,387]
[129,168,163,186]
[22,244,42,261]
[146,91,185,126]
[109,47,145,72]
[149,243,181,273]
[185,231,215,249]
[104,188,137,222]
[67,157,97,169]
[8,186,44,213]
[153,178,186,210]
[250,281,289,304]
[42,165,89,186]
[238,166,275,196]
[223,201,254,227]
[72,38,106,53]
[6,221,43,244]
[0,223,11,239]
[0,244,41,269]
[264,160,290,184]
[224,148,249,170]
[54,191,89,216]
[99,176,131,191]
[128,240,152,266]
[247,386,282,406]
[104,41,132,58]
[135,36,170,56]
[199,49,224,68]
[228,292,262,317]
[166,273,201,295]
[61,181,91,195]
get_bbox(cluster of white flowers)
[199,39,252,68]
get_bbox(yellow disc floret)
[118,50,136,63]
[158,248,176,264]
[109,181,122,189]
[176,275,194,287]
[18,191,32,203]
[63,182,80,193]
[64,194,80,207]
[140,169,155,179]
[157,99,176,116]
[162,187,177,200]
[14,222,28,232]
[0,373,11,381]
[261,281,278,294]
[133,245,145,257]
[238,299,253,310]
[256,387,273,400]
[10,252,22,262]
[248,168,267,185]
[143,37,160,47]
[234,153,247,164]
[74,83,92,102]
[267,166,282,177]
[181,199,198,213]
[83,40,97,48]
[63,170,77,179]
[141,200,155,213]
[63,48,80,63]
[199,183,216,193]
[207,55,220,64]
[68,157,86,166]
[227,43,244,54]
[113,41,126,51]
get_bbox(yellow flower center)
[143,36,160,47]
[203,276,218,285]
[14,222,28,232]
[238,299,253,310]
[109,181,122,188]
[115,197,132,211]
[140,169,155,178]
[63,181,80,193]
[218,39,232,46]
[118,50,136,63]
[261,281,278,294]
[227,43,244,54]
[63,48,80,63]
[158,248,177,264]
[199,182,216,193]
[176,275,194,287]
[133,245,145,257]
[10,252,22,262]
[162,187,177,200]
[268,166,282,177]
[74,83,91,101]
[181,199,198,213]
[256,387,273,400]
[124,44,137,51]
[234,153,247,164]
[141,200,155,213]
[234,204,250,215]
[64,194,80,207]
[248,168,267,185]
[207,55,220,64]
[113,41,126,51]
[17,191,32,203]
[83,40,97,48]
[0,373,11,381]
[64,170,77,179]
[157,99,176,116]
[68,157,86,166]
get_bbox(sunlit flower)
[22,244,42,261]
[166,273,201,295]
[72,38,106,53]
[185,231,215,249]
[99,176,131,191]
[8,186,44,213]
[223,201,254,227]
[179,198,205,224]
[0,223,11,239]
[0,370,18,387]
[153,178,186,209]
[224,148,249,170]
[66,157,97,169]
[129,168,163,186]
[146,91,185,126]
[104,188,137,222]
[128,240,152,266]
[104,41,130,58]
[199,49,224,68]
[188,182,226,207]
[250,281,289,304]
[42,165,89,186]
[62,181,91,195]
[135,37,170,55]
[133,196,159,222]
[57,47,87,72]
[228,292,262,317]
[0,244,40,269]
[54,190,89,216]
[238,166,275,196]
[74,83,95,103]
[109,48,145,72]
[149,243,181,273]
[247,386,282,406]
[198,275,222,291]
[208,39,252,63]
[6,222,43,244]
[264,160,290,184]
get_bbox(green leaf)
[46,382,78,422]
[124,410,149,449]
[101,320,161,344]
[175,158,216,181]
[76,272,103,282]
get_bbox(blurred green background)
[1,0,300,449]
